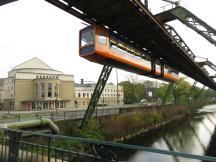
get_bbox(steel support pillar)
[161,82,175,106]
[160,61,165,77]
[197,86,206,102]
[144,0,148,8]
[186,81,197,102]
[80,65,112,129]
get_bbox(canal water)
[123,104,216,162]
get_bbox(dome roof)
[10,57,63,74]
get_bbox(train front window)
[80,28,94,47]
[98,33,107,45]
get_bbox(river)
[122,104,216,162]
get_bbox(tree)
[119,81,136,104]
[156,83,172,102]
[120,74,146,104]
[172,77,190,103]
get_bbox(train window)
[98,33,107,45]
[80,28,94,47]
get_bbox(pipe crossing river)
[122,104,216,162]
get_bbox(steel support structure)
[80,65,112,129]
[155,6,216,46]
[197,59,216,72]
[164,24,196,59]
[186,81,197,102]
[197,85,206,102]
[162,0,180,6]
[161,82,175,106]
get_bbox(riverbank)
[101,104,195,141]
[61,103,202,142]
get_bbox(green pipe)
[0,118,59,134]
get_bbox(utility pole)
[116,69,119,105]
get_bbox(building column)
[41,102,44,110]
[58,83,60,98]
[35,102,37,110]
[30,102,32,111]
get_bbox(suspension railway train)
[79,25,179,82]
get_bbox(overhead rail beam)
[0,0,17,6]
[155,6,216,46]
[46,0,216,90]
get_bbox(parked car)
[139,99,151,106]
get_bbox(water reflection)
[123,104,216,162]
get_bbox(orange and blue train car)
[79,25,179,82]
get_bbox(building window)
[87,93,89,98]
[40,83,45,97]
[78,93,81,97]
[60,101,64,108]
[98,33,107,45]
[48,83,52,97]
[83,93,86,98]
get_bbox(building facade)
[0,79,4,110]
[2,57,75,111]
[75,83,124,108]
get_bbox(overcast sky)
[0,0,216,86]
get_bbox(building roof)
[12,57,53,70]
[9,57,63,75]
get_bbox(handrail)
[1,128,216,162]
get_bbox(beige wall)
[14,79,34,110]
[75,84,124,108]
[60,81,75,108]
[11,79,75,110]
[75,98,91,108]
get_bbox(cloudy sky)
[0,0,215,86]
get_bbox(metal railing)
[0,104,163,124]
[0,128,216,162]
